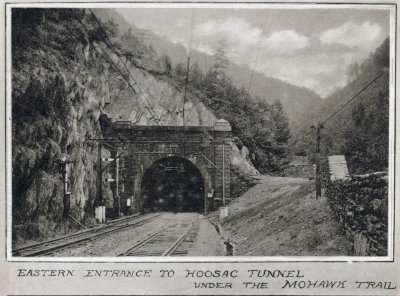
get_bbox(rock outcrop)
[12,10,257,242]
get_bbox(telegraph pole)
[97,139,103,206]
[115,157,120,218]
[313,121,323,200]
[57,155,73,219]
[222,141,225,206]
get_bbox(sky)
[116,6,390,97]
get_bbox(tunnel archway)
[140,156,205,213]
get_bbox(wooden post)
[222,142,225,206]
[97,140,103,206]
[314,121,322,200]
[204,190,207,216]
[182,56,190,127]
[60,158,72,219]
[115,157,120,218]
[62,163,69,218]
[68,214,86,229]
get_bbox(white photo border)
[4,0,397,263]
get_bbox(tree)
[189,62,204,87]
[173,62,187,80]
[120,30,145,60]
[213,40,229,71]
[160,53,172,75]
[211,40,230,83]
[348,62,361,81]
[374,38,389,68]
[271,101,291,146]
[351,102,365,126]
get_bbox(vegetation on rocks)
[11,8,291,242]
[325,174,388,256]
[172,50,291,174]
[93,9,292,174]
[12,9,113,242]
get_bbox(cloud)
[118,8,389,97]
[195,17,262,47]
[179,18,384,97]
[262,30,309,53]
[194,17,309,56]
[257,52,358,97]
[320,21,384,51]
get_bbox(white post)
[222,142,225,206]
[116,158,120,218]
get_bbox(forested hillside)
[94,9,292,174]
[293,38,390,174]
[94,9,322,132]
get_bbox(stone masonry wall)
[230,164,259,199]
[325,173,388,256]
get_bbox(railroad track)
[118,216,200,256]
[13,212,163,257]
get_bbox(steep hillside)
[225,65,322,133]
[148,35,323,132]
[293,38,389,174]
[95,9,292,175]
[210,176,352,256]
[11,8,256,242]
[95,9,323,131]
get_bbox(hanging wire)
[287,70,387,148]
[182,9,196,127]
[85,9,164,126]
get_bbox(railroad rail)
[118,216,200,256]
[12,213,163,257]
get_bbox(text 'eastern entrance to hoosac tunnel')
[140,157,205,213]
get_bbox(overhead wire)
[182,9,196,127]
[287,128,315,149]
[86,9,163,126]
[75,18,156,125]
[287,70,387,148]
[247,11,268,94]
[321,70,386,126]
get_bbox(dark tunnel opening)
[140,157,205,213]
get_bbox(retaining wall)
[326,173,388,256]
[230,164,258,198]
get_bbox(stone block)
[214,119,232,131]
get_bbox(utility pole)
[222,142,225,206]
[182,56,191,156]
[115,157,120,218]
[88,136,126,222]
[102,152,124,218]
[97,139,103,206]
[57,155,73,219]
[182,56,190,128]
[313,121,323,200]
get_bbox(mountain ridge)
[94,8,323,131]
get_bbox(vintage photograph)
[9,3,393,258]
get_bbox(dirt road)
[212,176,353,256]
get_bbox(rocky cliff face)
[12,9,257,243]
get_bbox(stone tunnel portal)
[100,114,232,216]
[141,156,204,213]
